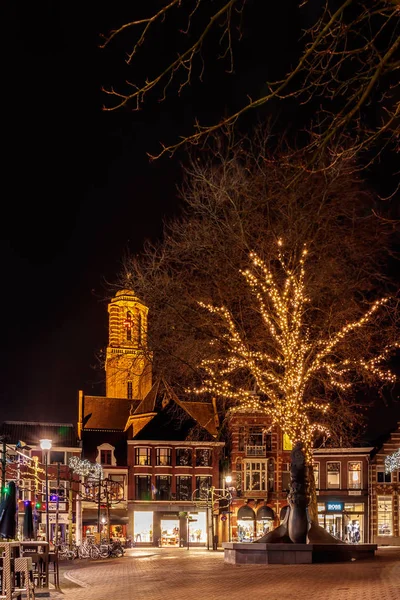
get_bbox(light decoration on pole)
[190,242,398,462]
[40,438,52,543]
[68,457,103,482]
[385,449,400,474]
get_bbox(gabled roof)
[0,421,80,448]
[131,399,216,441]
[82,396,141,431]
[133,380,162,415]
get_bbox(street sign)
[221,515,227,522]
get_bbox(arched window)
[124,311,133,341]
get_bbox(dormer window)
[97,443,116,467]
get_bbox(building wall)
[369,423,400,545]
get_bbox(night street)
[51,546,400,600]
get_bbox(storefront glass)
[161,519,180,546]
[188,512,207,543]
[377,495,392,535]
[133,511,153,543]
[317,502,365,542]
[237,520,255,542]
[256,519,272,538]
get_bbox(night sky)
[0,3,399,441]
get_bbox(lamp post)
[40,439,52,543]
[224,475,232,542]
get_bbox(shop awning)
[237,505,256,520]
[82,509,129,525]
[257,506,275,520]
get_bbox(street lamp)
[40,439,52,543]
[224,475,233,542]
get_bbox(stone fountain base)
[222,541,377,565]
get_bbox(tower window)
[124,311,133,341]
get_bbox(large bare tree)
[115,128,399,447]
[101,1,400,167]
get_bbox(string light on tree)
[190,241,398,462]
[385,449,400,474]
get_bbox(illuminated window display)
[377,496,392,535]
[133,511,153,543]
[188,512,207,543]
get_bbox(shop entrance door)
[318,513,344,540]
[160,519,180,546]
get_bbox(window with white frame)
[313,462,320,490]
[135,447,151,466]
[244,461,267,491]
[377,466,391,483]
[108,474,126,500]
[348,462,362,489]
[377,496,392,535]
[281,462,290,492]
[97,443,116,467]
[156,447,171,466]
[20,479,32,501]
[327,462,340,489]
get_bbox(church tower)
[105,289,152,400]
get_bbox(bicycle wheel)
[90,546,100,559]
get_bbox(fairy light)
[68,456,103,481]
[385,449,400,474]
[190,242,398,462]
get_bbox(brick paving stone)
[48,547,400,600]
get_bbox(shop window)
[156,447,171,466]
[176,476,192,501]
[134,511,153,543]
[49,451,65,464]
[155,475,172,500]
[377,466,391,483]
[195,448,212,467]
[348,462,362,489]
[327,462,340,489]
[377,496,392,535]
[176,448,192,466]
[195,476,212,499]
[281,462,290,492]
[135,475,151,501]
[313,462,320,490]
[244,460,267,492]
[135,447,151,466]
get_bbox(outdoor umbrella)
[23,500,34,540]
[0,481,17,539]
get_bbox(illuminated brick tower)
[105,289,152,400]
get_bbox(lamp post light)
[224,475,232,543]
[40,439,52,543]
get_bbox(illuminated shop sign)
[326,502,344,512]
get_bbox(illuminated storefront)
[131,508,208,547]
[317,501,366,542]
